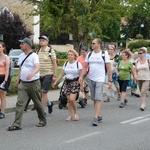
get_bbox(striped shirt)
[38,46,56,76]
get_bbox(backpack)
[3,55,14,77]
[88,50,107,75]
[37,46,53,60]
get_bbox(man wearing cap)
[7,37,46,131]
[38,35,57,115]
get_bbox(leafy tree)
[26,0,126,51]
[120,0,150,39]
[0,9,32,54]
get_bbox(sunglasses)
[138,52,143,54]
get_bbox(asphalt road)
[0,91,150,150]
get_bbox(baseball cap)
[19,37,32,47]
[38,35,49,41]
[140,47,147,53]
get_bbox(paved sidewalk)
[5,89,60,113]
[5,84,117,113]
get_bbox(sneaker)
[47,102,53,114]
[104,97,110,102]
[0,112,5,119]
[92,117,98,126]
[117,94,121,101]
[98,116,103,123]
[119,102,125,108]
[124,99,128,105]
[140,104,145,111]
[37,121,46,127]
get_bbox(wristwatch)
[109,80,113,82]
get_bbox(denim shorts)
[88,79,104,101]
[112,73,119,86]
[40,75,53,93]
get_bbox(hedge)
[128,40,150,51]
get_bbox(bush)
[57,59,68,66]
[56,51,67,59]
[128,40,150,50]
[7,76,18,96]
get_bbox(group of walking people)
[0,36,149,130]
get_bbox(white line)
[120,114,150,124]
[120,117,143,124]
[63,131,101,144]
[130,118,150,125]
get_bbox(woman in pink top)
[0,41,10,119]
[77,46,89,105]
[135,48,150,111]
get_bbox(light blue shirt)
[145,53,150,59]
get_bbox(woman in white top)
[135,48,150,111]
[52,49,82,121]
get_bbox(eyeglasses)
[138,52,143,54]
[92,43,96,45]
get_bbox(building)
[0,0,39,43]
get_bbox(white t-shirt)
[85,51,110,82]
[63,61,82,79]
[18,52,40,81]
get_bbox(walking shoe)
[0,112,5,119]
[117,94,121,101]
[37,121,46,127]
[124,99,128,105]
[92,117,98,126]
[104,97,110,102]
[119,102,125,108]
[140,104,145,111]
[47,102,53,114]
[98,116,103,123]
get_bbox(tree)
[120,0,150,39]
[26,0,126,51]
[0,9,32,54]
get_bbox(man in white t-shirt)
[7,38,46,131]
[79,38,112,126]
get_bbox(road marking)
[120,117,143,124]
[63,131,101,144]
[120,114,150,125]
[130,118,150,125]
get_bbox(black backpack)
[88,50,107,75]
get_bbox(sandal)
[7,125,22,131]
[37,121,46,127]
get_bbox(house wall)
[0,0,34,37]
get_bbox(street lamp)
[139,21,144,34]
